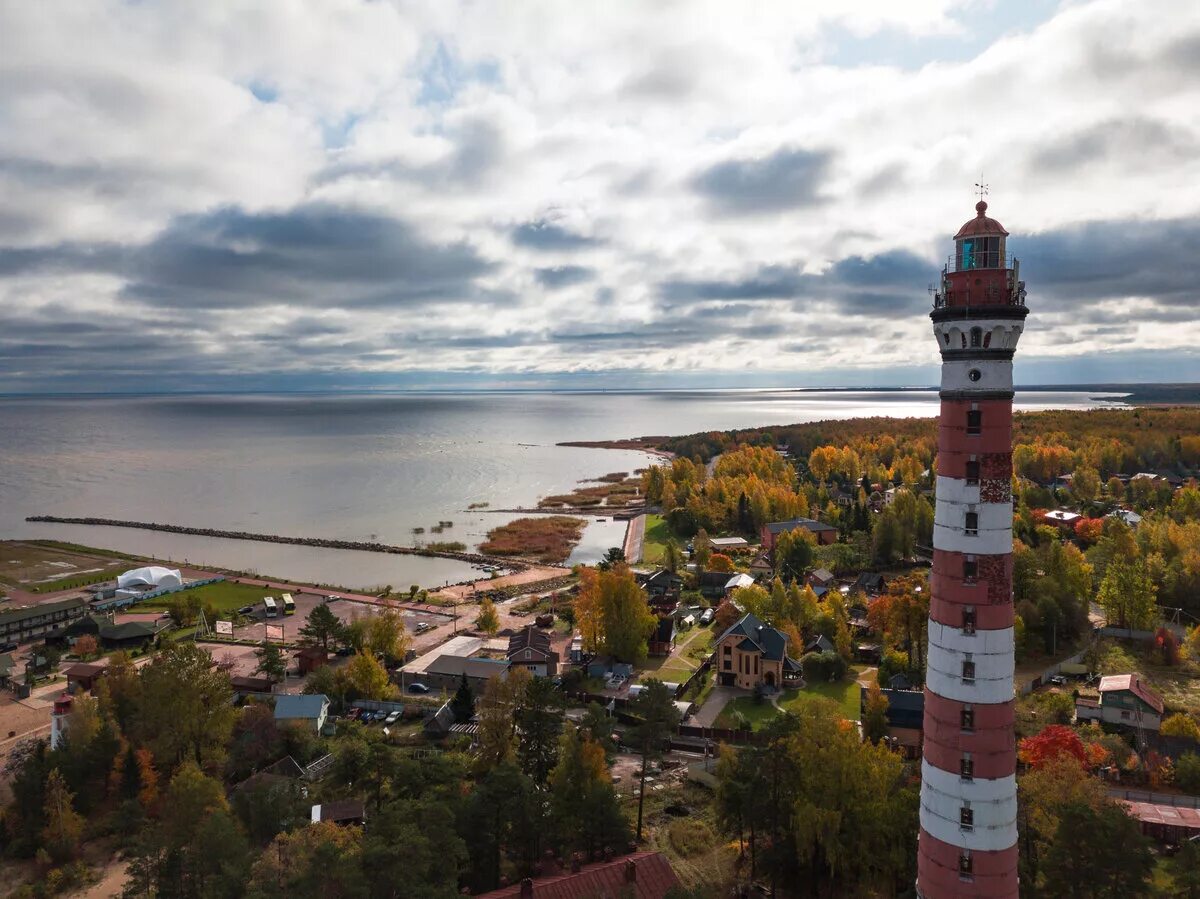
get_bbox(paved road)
[623,514,646,564]
[692,685,740,727]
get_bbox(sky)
[1,0,1198,393]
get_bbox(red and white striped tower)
[917,200,1027,899]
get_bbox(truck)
[281,593,296,616]
[263,596,278,618]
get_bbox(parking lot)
[228,591,453,644]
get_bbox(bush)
[667,818,716,858]
[1177,753,1200,794]
[1034,691,1076,725]
[801,650,846,683]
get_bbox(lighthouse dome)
[954,200,1009,240]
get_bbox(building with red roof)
[1098,673,1164,731]
[477,851,679,899]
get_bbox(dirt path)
[623,514,645,564]
[429,565,568,601]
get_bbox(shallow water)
[0,389,1122,587]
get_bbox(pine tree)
[451,673,475,722]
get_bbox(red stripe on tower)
[917,199,1028,899]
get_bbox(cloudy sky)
[2,0,1198,392]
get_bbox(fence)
[1017,646,1090,696]
[93,576,226,610]
[1109,788,1200,810]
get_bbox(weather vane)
[974,179,989,202]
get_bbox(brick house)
[760,518,837,552]
[713,612,800,690]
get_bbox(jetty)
[25,515,528,571]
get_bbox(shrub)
[801,650,846,683]
[667,818,716,858]
[1176,753,1200,794]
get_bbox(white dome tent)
[117,566,183,590]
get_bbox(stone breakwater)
[25,515,528,571]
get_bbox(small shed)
[310,799,366,827]
[63,662,107,693]
[296,646,328,676]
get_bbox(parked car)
[238,605,255,614]
[335,646,353,657]
[385,710,401,725]
[374,710,390,721]
[0,641,17,653]
[346,708,362,720]
[407,682,430,694]
[700,608,715,625]
[1048,675,1067,686]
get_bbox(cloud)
[534,265,595,289]
[691,147,833,215]
[510,220,598,251]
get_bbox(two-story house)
[713,612,801,690]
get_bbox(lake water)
[0,389,1124,588]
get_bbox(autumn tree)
[862,682,889,744]
[585,564,656,663]
[72,634,98,660]
[573,566,603,654]
[245,822,366,899]
[1019,725,1089,770]
[365,607,410,665]
[1070,465,1101,504]
[340,651,394,701]
[774,527,815,581]
[1040,801,1152,898]
[713,599,741,632]
[1161,713,1200,742]
[476,668,532,772]
[135,641,236,772]
[707,553,735,573]
[41,768,83,863]
[475,597,500,637]
[549,729,630,858]
[1017,754,1109,887]
[1097,556,1157,630]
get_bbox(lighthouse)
[917,199,1026,899]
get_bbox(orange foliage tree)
[1019,725,1088,769]
[1074,518,1104,545]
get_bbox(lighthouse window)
[964,511,978,535]
[970,327,982,347]
[966,409,982,434]
[963,556,978,581]
[962,659,976,682]
[968,368,982,382]
[961,755,974,780]
[963,607,977,634]
[961,706,975,731]
[960,805,974,830]
[965,459,980,483]
[960,851,974,877]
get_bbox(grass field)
[641,514,671,564]
[712,668,864,730]
[139,580,274,614]
[637,625,713,684]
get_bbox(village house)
[424,655,511,692]
[1097,674,1164,731]
[852,572,888,596]
[648,616,675,657]
[748,553,774,579]
[1043,509,1082,531]
[760,518,838,551]
[0,597,89,646]
[861,685,925,759]
[507,625,560,677]
[62,662,107,693]
[478,851,680,899]
[636,569,682,605]
[310,799,367,827]
[708,536,749,553]
[713,612,801,690]
[274,693,330,733]
[807,568,835,590]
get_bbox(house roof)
[312,799,366,823]
[425,700,457,734]
[478,851,680,899]
[810,569,834,583]
[231,675,275,692]
[764,518,836,535]
[1120,800,1200,832]
[1044,509,1081,523]
[1098,674,1164,714]
[427,654,510,680]
[805,635,836,655]
[274,693,329,721]
[697,571,733,588]
[709,537,749,548]
[63,662,106,679]
[717,613,791,664]
[508,625,554,658]
[724,573,755,591]
[0,596,87,627]
[100,620,159,640]
[854,572,886,590]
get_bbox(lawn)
[139,580,275,614]
[637,625,713,685]
[641,514,671,564]
[711,668,864,730]
[780,671,863,722]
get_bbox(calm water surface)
[0,389,1123,587]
